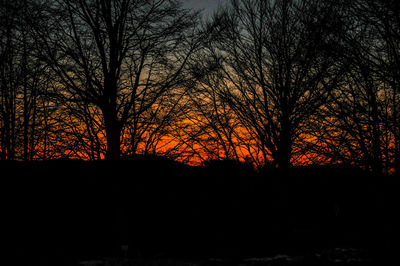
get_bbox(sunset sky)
[1,0,398,174]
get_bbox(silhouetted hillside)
[3,158,400,265]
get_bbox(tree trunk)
[278,114,291,170]
[102,95,122,161]
[103,107,121,161]
[371,106,382,175]
[105,125,121,161]
[23,27,29,161]
[278,133,290,170]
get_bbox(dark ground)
[2,156,400,265]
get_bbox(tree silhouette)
[1,0,53,161]
[0,0,18,160]
[304,0,400,174]
[353,0,400,174]
[31,0,199,160]
[190,0,345,169]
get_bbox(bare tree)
[354,0,400,174]
[0,0,20,160]
[1,0,50,161]
[31,0,199,160]
[191,0,345,169]
[314,63,388,173]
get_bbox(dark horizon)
[4,157,400,265]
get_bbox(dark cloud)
[183,0,228,16]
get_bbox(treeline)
[1,0,400,174]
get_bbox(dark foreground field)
[3,157,400,265]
